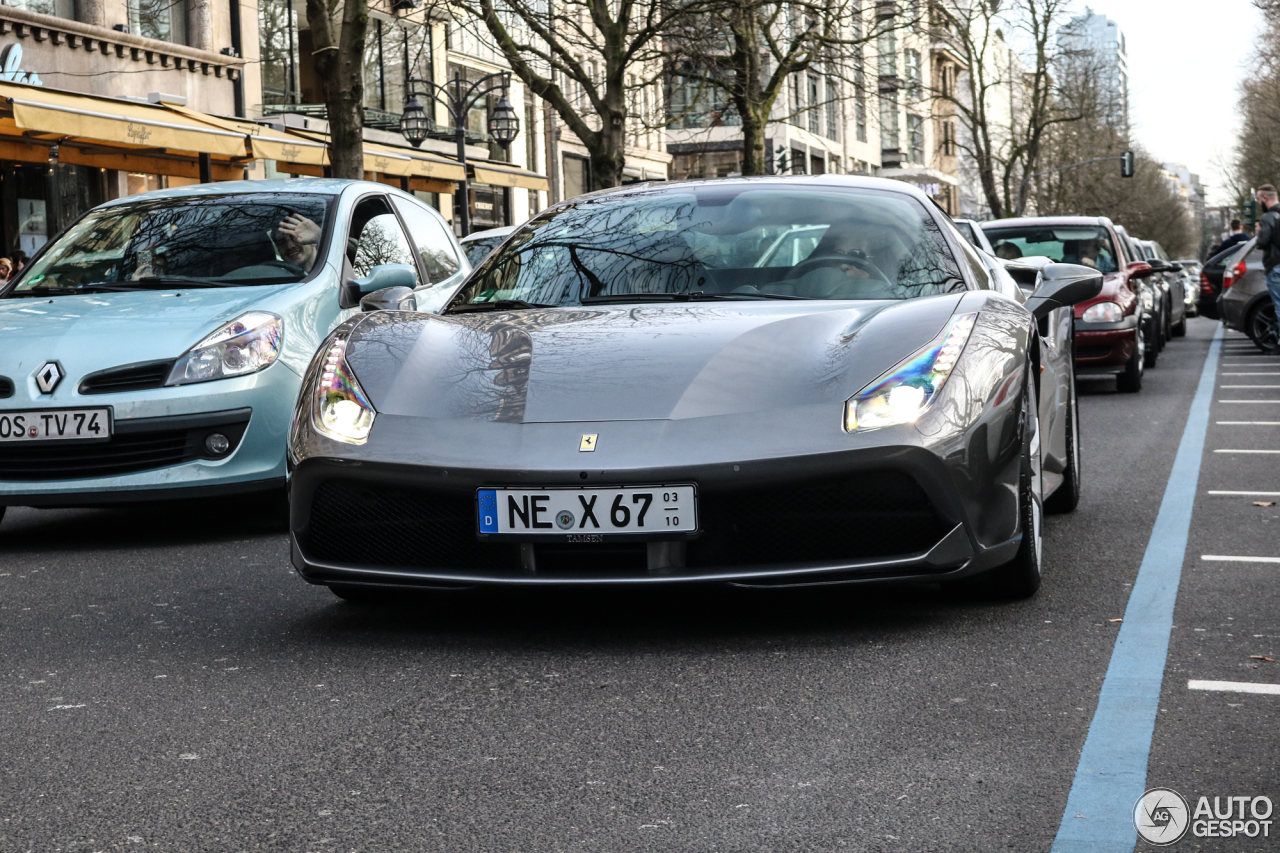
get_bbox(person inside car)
[277,212,321,269]
[994,242,1023,261]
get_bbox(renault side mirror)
[360,285,417,313]
[1023,263,1104,320]
[353,263,418,294]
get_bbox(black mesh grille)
[0,430,194,480]
[0,412,249,481]
[0,376,12,399]
[305,480,522,572]
[686,472,948,567]
[303,472,947,576]
[1076,345,1113,359]
[78,360,175,395]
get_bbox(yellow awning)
[168,106,330,166]
[472,162,550,191]
[0,81,247,157]
[405,150,466,182]
[362,141,415,176]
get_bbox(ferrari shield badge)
[579,434,597,452]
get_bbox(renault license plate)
[478,486,697,536]
[0,408,111,442]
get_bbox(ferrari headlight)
[844,312,977,431]
[1082,302,1123,323]
[166,312,283,386]
[312,333,376,444]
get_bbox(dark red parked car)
[982,215,1155,392]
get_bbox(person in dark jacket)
[1212,219,1250,256]
[1257,185,1280,352]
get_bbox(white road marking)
[1213,449,1280,454]
[1188,680,1280,695]
[1221,372,1280,376]
[1216,421,1280,425]
[1208,490,1280,496]
[1219,400,1280,403]
[1221,385,1280,388]
[1200,555,1280,563]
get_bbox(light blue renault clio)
[0,179,470,526]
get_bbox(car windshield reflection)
[3,192,335,298]
[451,185,965,309]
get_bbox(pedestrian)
[1255,184,1280,353]
[11,250,27,272]
[0,257,12,282]
[1211,219,1250,256]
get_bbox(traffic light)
[1120,151,1134,178]
[1244,199,1259,231]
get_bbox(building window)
[130,0,186,44]
[904,49,921,99]
[807,75,821,134]
[941,120,956,156]
[825,78,840,141]
[666,69,740,129]
[880,99,899,153]
[563,154,590,199]
[854,48,867,143]
[790,147,807,174]
[877,30,897,78]
[908,114,924,163]
[260,0,299,106]
[790,76,803,128]
[5,0,73,18]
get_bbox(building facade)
[0,0,245,254]
[1061,7,1129,130]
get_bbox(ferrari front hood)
[348,296,963,423]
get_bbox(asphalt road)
[1,317,1274,853]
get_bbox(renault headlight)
[1082,302,1123,323]
[312,333,376,444]
[166,312,283,386]
[845,312,977,431]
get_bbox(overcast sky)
[1086,0,1264,203]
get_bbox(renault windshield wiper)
[129,276,249,289]
[450,299,554,313]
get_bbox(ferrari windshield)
[4,193,333,297]
[984,224,1120,273]
[451,185,964,308]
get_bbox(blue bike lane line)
[1050,326,1223,853]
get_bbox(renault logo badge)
[35,361,63,394]
[579,434,597,452]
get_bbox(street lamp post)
[400,70,520,237]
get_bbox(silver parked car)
[1220,238,1279,352]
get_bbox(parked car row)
[955,214,1194,393]
[1,175,1107,604]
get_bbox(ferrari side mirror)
[360,285,417,313]
[1024,263,1104,320]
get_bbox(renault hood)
[0,287,289,389]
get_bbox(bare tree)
[664,0,895,176]
[304,0,371,179]
[930,0,1090,217]
[450,0,704,190]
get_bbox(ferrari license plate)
[478,486,697,535]
[0,408,111,442]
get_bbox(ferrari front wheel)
[986,381,1044,600]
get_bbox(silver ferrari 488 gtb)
[285,176,1101,601]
